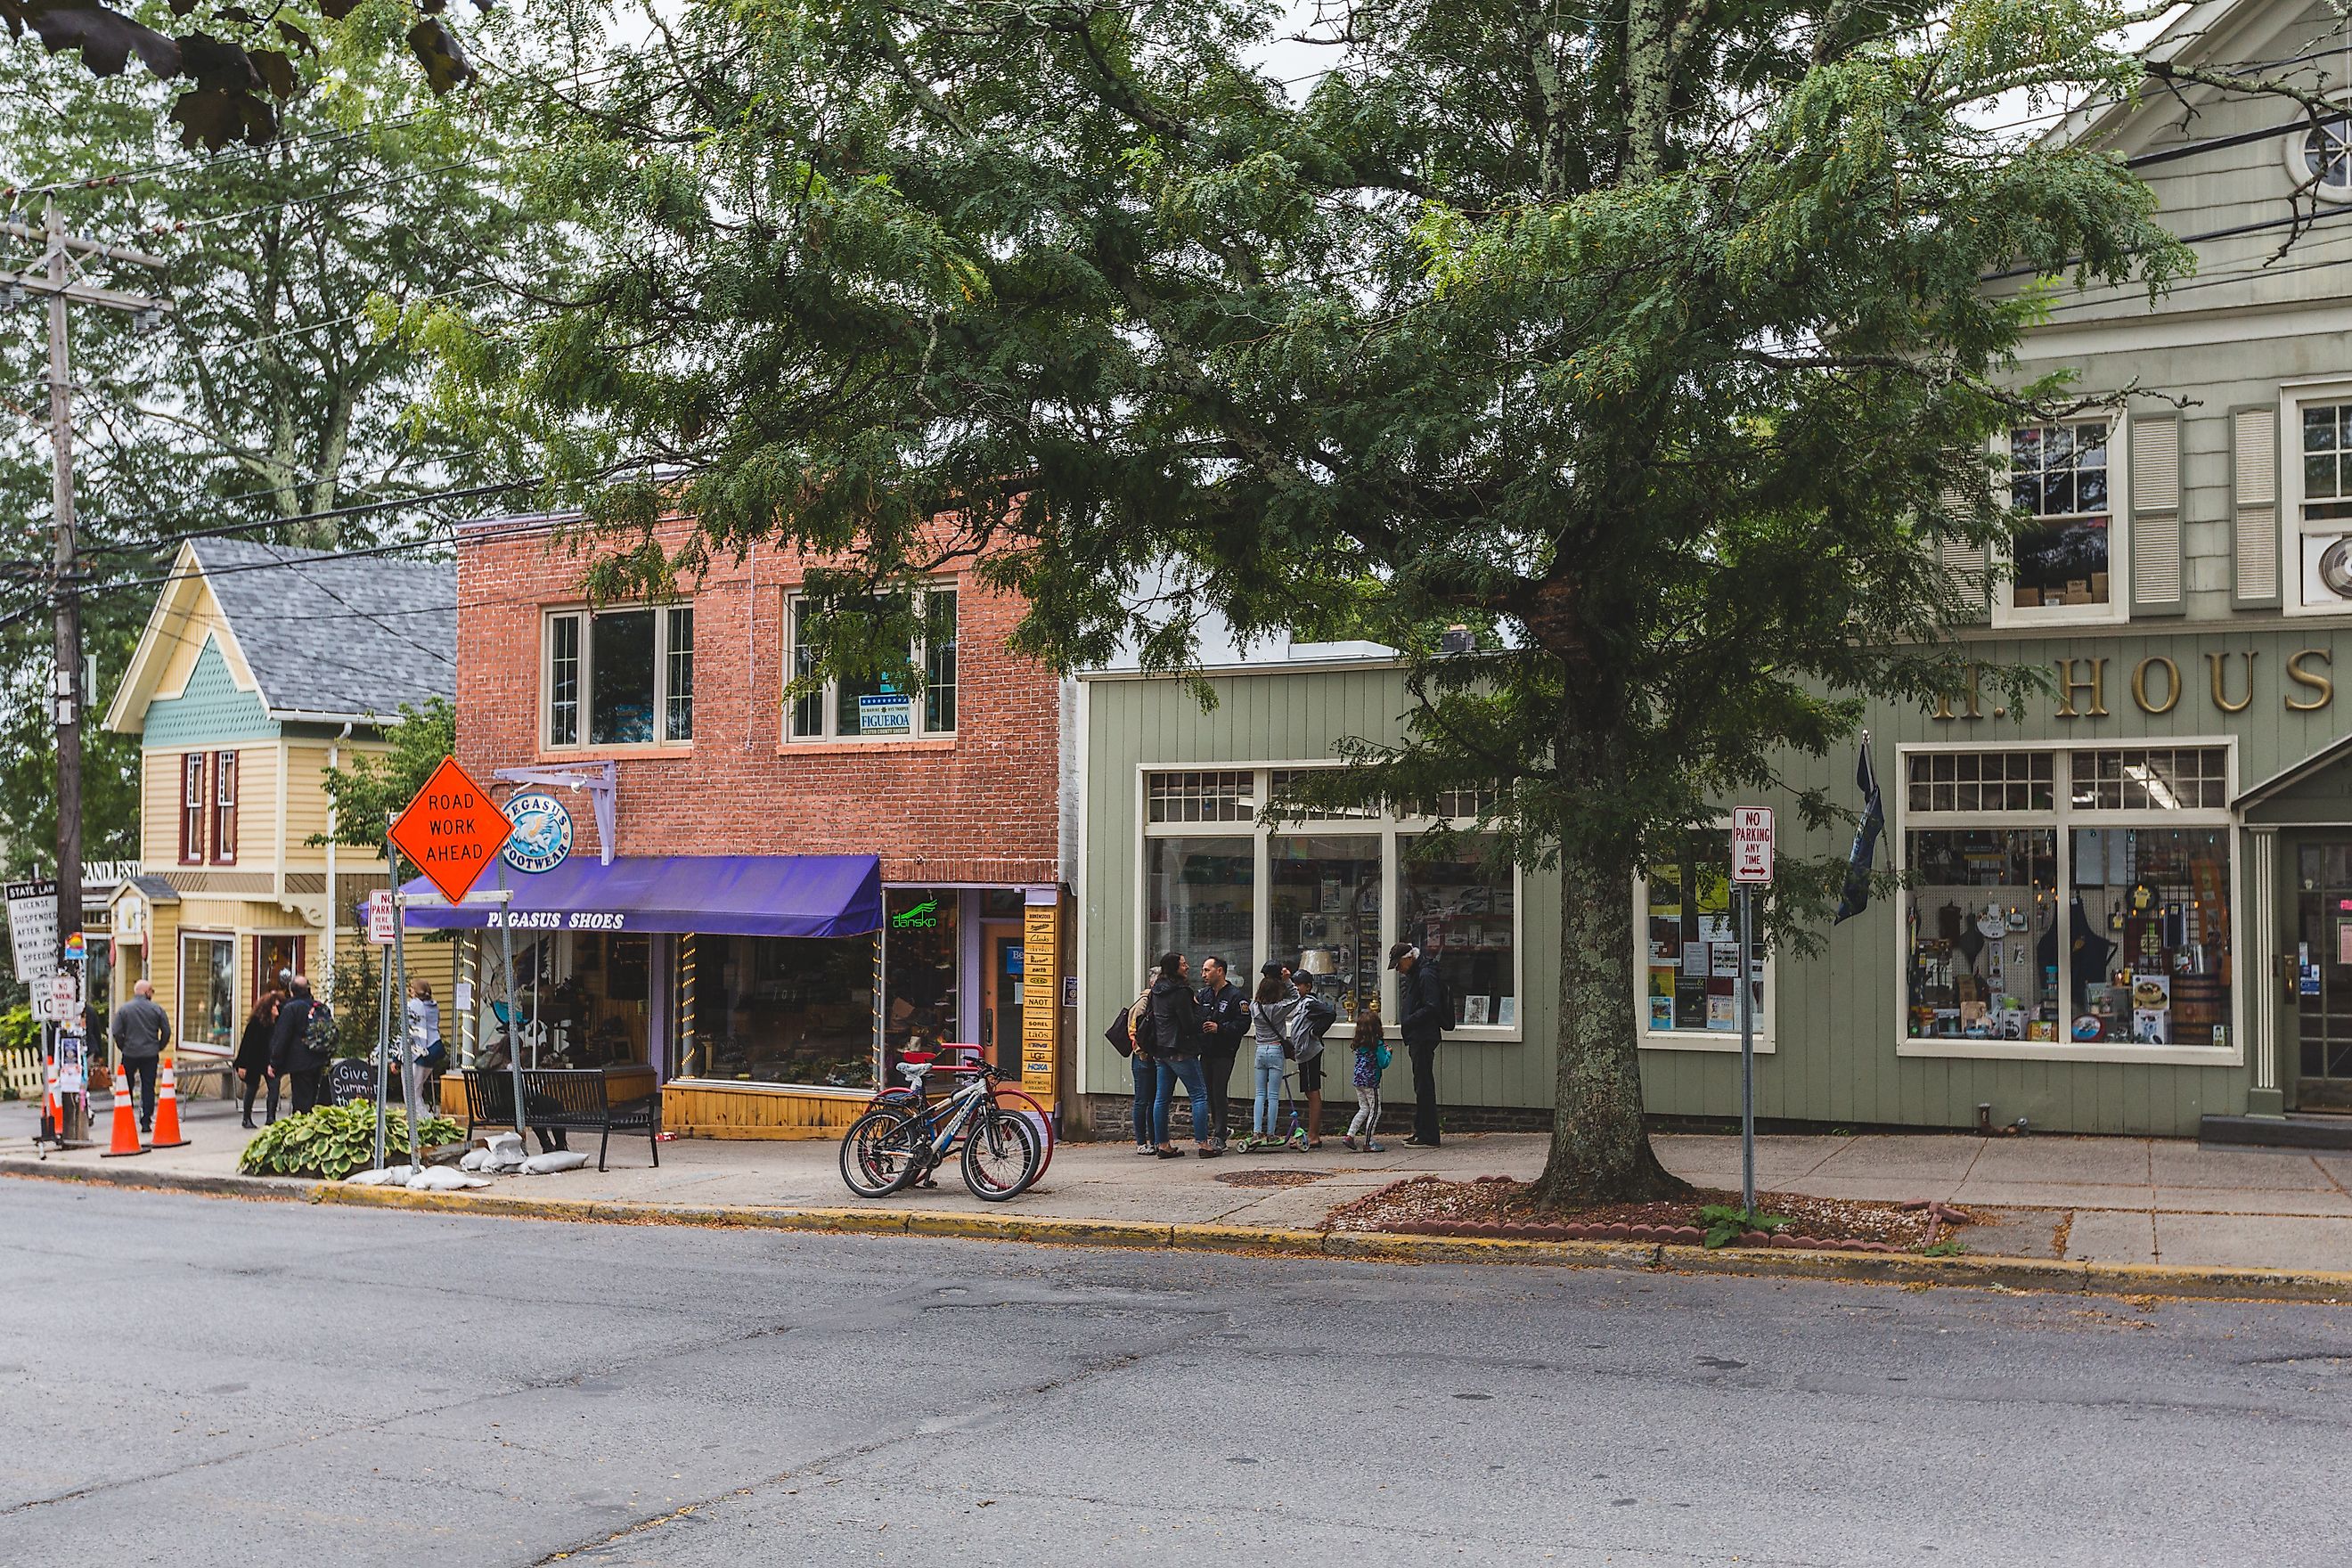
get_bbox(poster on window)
[857,693,912,734]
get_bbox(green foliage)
[1697,1205,1789,1250]
[314,698,457,849]
[443,0,2310,1198]
[331,944,381,1058]
[1923,1237,1968,1257]
[0,1004,38,1054]
[237,1101,461,1180]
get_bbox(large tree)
[446,0,2299,1199]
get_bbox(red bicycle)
[872,1047,1057,1179]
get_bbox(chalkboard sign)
[327,1057,379,1106]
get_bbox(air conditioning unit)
[2300,532,2352,606]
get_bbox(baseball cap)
[1387,943,1417,969]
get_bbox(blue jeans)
[1254,1062,1284,1135]
[1130,1049,1157,1146]
[1154,1055,1211,1146]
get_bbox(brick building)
[407,510,1076,1139]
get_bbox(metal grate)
[1905,751,2054,813]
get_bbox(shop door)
[256,935,305,996]
[982,924,1025,1083]
[2295,841,2352,1109]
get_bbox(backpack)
[1289,993,1338,1059]
[302,999,336,1059]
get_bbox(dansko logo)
[892,899,940,929]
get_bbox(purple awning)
[396,854,882,939]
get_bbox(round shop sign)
[500,789,574,874]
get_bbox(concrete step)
[2200,1112,2352,1151]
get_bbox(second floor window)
[179,752,206,863]
[787,588,957,741]
[212,751,238,864]
[2009,421,2111,610]
[544,604,695,748]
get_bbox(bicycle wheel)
[992,1085,1057,1179]
[840,1107,926,1197]
[960,1107,1043,1202]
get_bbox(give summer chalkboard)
[327,1057,379,1106]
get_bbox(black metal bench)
[460,1067,661,1172]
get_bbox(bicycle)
[839,1060,1044,1202]
[869,1048,1058,1179]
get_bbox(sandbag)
[458,1147,491,1172]
[518,1150,591,1175]
[345,1164,414,1186]
[405,1165,493,1191]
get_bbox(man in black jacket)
[1194,955,1246,1153]
[1146,953,1214,1156]
[267,975,328,1115]
[1391,943,1450,1147]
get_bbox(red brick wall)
[455,516,1063,884]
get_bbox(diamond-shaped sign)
[390,756,513,906]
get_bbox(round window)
[2294,114,2352,202]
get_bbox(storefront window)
[552,933,653,1066]
[1147,837,1254,969]
[1642,832,1762,1035]
[1904,746,2233,1051]
[1270,835,1381,1018]
[883,888,960,1082]
[180,934,236,1054]
[1401,835,1516,1028]
[2070,829,2231,1047]
[1906,829,2059,1041]
[672,934,876,1087]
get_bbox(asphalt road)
[2,1182,2348,1566]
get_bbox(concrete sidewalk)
[8,1093,2352,1274]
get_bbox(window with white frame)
[1140,767,1520,1034]
[1902,745,2234,1055]
[2291,111,2352,201]
[786,588,957,740]
[1636,828,1769,1049]
[543,605,694,748]
[2297,400,2352,608]
[2005,421,2118,616]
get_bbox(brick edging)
[8,1157,2349,1303]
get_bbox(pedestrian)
[107,977,171,1133]
[1287,968,1337,1148]
[1343,1002,1388,1152]
[405,979,449,1096]
[1194,954,1247,1153]
[268,973,329,1115]
[1126,969,1159,1154]
[235,984,285,1128]
[1250,963,1295,1142]
[1391,943,1450,1146]
[1147,951,1213,1158]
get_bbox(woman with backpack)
[1250,963,1297,1143]
[267,974,331,1114]
[1343,1002,1390,1153]
[1125,968,1160,1154]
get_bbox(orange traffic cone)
[150,1056,190,1149]
[100,1064,146,1157]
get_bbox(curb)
[9,1156,2351,1304]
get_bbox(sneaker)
[1197,1143,1222,1158]
[1342,1135,1358,1152]
[1135,1144,1156,1156]
[1289,1128,1308,1151]
[1366,1140,1387,1153]
[1403,1135,1435,1147]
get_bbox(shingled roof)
[185,538,455,720]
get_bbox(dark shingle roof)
[189,538,455,720]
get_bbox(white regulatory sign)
[34,971,80,1022]
[366,890,396,946]
[1731,807,1776,885]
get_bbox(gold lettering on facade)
[2131,655,2181,715]
[1930,664,1984,723]
[2207,650,2258,714]
[2287,648,2334,712]
[2054,657,2108,718]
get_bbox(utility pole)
[4,202,171,1139]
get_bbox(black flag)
[1834,735,1882,924]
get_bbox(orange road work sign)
[390,756,514,905]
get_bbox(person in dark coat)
[1391,943,1451,1147]
[1193,955,1247,1154]
[235,984,285,1128]
[267,974,328,1115]
[1147,951,1213,1157]
[108,978,172,1132]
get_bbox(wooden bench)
[459,1067,661,1172]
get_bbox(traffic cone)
[100,1064,146,1157]
[149,1056,190,1149]
[37,1051,57,1145]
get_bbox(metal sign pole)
[1738,882,1757,1216]
[374,936,390,1171]
[500,862,526,1144]
[387,833,421,1166]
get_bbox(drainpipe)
[323,721,352,1006]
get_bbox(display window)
[1899,745,2234,1059]
[179,933,237,1054]
[1139,768,1522,1036]
[882,887,960,1083]
[672,933,876,1087]
[1638,830,1768,1046]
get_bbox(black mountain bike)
[838,1061,1043,1202]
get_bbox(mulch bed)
[1213,1168,1335,1189]
[1327,1175,1962,1254]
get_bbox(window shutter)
[1936,485,1990,622]
[2233,406,2280,608]
[2129,414,2181,615]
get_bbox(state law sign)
[389,756,515,906]
[1731,807,1776,885]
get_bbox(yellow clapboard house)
[99,539,456,1081]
